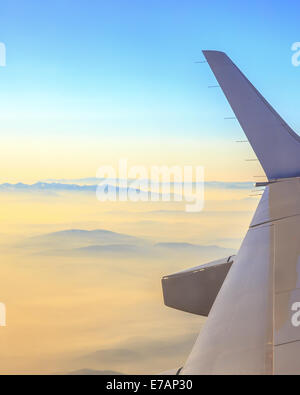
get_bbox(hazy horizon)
[0,182,257,374]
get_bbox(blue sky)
[0,0,300,180]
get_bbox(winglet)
[203,50,300,180]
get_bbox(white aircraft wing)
[162,51,300,374]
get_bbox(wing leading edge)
[202,50,300,180]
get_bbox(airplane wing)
[162,51,300,374]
